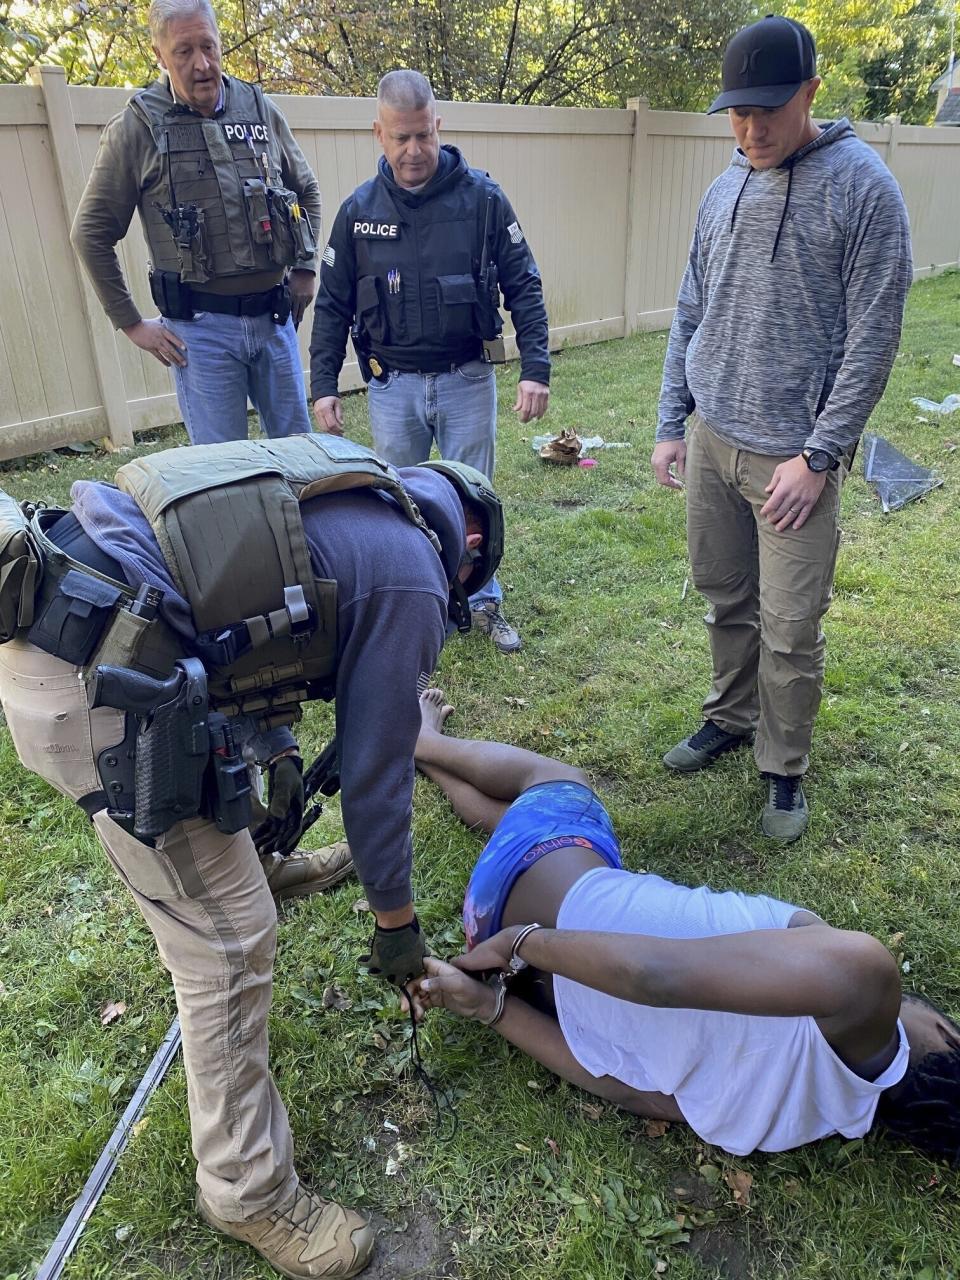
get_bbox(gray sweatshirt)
[657,120,912,457]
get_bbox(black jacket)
[310,146,550,399]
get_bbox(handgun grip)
[88,664,178,716]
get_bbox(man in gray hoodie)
[652,16,911,841]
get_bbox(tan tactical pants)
[685,416,846,777]
[0,639,297,1222]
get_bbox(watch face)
[806,449,831,472]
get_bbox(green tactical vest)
[130,77,313,284]
[116,435,443,726]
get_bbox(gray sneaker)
[761,774,809,842]
[662,720,752,772]
[470,601,522,654]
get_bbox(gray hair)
[149,0,219,42]
[377,70,435,111]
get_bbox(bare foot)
[418,687,454,740]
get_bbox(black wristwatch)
[801,447,840,473]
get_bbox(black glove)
[360,916,429,988]
[267,753,304,827]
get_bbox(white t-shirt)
[554,867,909,1155]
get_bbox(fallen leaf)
[321,984,353,1012]
[352,898,370,914]
[581,1102,604,1122]
[115,1223,133,1242]
[504,696,528,707]
[544,1138,559,1157]
[383,1119,400,1134]
[643,1118,670,1139]
[100,1000,127,1027]
[42,905,53,917]
[385,1141,413,1177]
[724,1168,753,1207]
[131,1117,149,1138]
[655,1260,669,1274]
[889,931,905,947]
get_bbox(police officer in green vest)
[70,0,322,444]
[0,436,505,1279]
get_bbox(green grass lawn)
[2,272,960,1280]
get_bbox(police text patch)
[507,221,524,245]
[322,244,336,268]
[223,122,270,143]
[353,220,400,239]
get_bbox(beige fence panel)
[0,76,959,461]
[889,124,960,274]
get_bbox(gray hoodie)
[657,120,912,457]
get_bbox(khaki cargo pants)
[0,639,297,1222]
[685,416,846,778]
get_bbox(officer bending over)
[310,69,551,655]
[0,437,504,1279]
[71,0,322,444]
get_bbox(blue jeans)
[366,360,501,606]
[163,309,312,444]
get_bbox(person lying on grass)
[408,688,960,1161]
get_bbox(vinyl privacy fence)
[1,66,959,459]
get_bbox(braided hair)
[874,994,960,1163]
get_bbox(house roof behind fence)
[935,89,960,125]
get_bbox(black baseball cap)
[708,15,817,114]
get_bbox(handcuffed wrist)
[478,975,508,1026]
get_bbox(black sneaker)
[761,773,808,842]
[662,720,752,772]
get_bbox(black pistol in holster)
[477,195,506,364]
[88,657,210,841]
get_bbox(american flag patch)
[507,221,523,245]
[322,244,336,267]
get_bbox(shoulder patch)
[507,221,524,245]
[322,243,336,268]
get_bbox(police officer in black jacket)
[309,70,550,654]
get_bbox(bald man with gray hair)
[70,0,323,446]
[311,67,551,655]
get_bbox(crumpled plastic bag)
[910,393,960,416]
[862,433,943,513]
[537,429,582,465]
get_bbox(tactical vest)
[116,434,443,726]
[131,77,315,284]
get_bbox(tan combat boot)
[259,842,354,902]
[197,1182,375,1278]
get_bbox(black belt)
[372,356,485,376]
[191,285,286,317]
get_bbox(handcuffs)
[480,922,544,1027]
